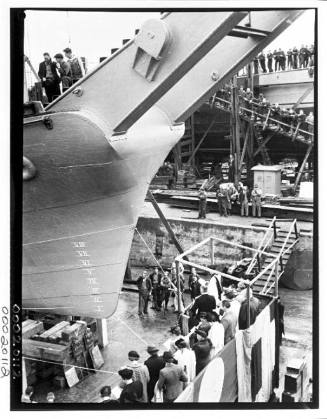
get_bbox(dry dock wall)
[130,216,266,270]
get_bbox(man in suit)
[118,368,143,404]
[38,52,60,103]
[136,270,152,316]
[221,300,238,344]
[239,185,250,217]
[149,267,162,311]
[144,345,165,402]
[190,283,217,320]
[157,351,187,403]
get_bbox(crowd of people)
[198,179,263,219]
[102,266,261,404]
[215,86,314,141]
[38,48,85,103]
[252,45,315,74]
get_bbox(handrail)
[214,97,314,141]
[277,219,298,270]
[249,256,280,286]
[260,261,276,295]
[282,238,298,256]
[246,216,276,275]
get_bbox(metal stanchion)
[274,261,279,298]
[210,238,215,266]
[247,283,251,329]
[175,260,182,314]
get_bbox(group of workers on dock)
[198,181,262,220]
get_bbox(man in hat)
[144,345,165,402]
[121,350,150,402]
[191,329,213,375]
[99,386,119,404]
[157,351,187,403]
[118,368,143,404]
[136,270,152,316]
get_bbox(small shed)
[251,165,282,195]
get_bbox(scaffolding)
[174,235,282,328]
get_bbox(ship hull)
[23,107,184,317]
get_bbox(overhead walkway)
[212,95,314,146]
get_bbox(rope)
[23,356,118,375]
[113,317,148,345]
[66,12,71,45]
[134,228,177,291]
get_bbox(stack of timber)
[22,319,44,339]
[23,319,100,388]
[149,175,170,190]
[279,197,313,208]
[175,170,197,189]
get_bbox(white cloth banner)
[235,329,252,402]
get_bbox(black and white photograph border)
[0,0,327,417]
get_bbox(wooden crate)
[39,321,70,340]
[22,320,44,339]
[23,338,70,362]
